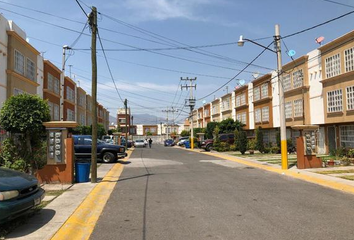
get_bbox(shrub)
[271,146,280,154]
[335,147,346,158]
[205,122,218,139]
[341,156,351,166]
[180,130,190,137]
[238,131,248,155]
[229,144,237,151]
[214,126,221,150]
[348,149,354,158]
[264,147,271,154]
[255,128,264,153]
[247,138,256,150]
[217,142,230,152]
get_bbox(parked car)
[200,133,235,151]
[134,139,146,148]
[177,137,189,146]
[73,135,127,163]
[164,139,175,146]
[0,168,45,224]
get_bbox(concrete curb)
[6,149,134,240]
[178,147,354,195]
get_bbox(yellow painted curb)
[51,149,134,240]
[186,148,354,195]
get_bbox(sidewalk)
[179,146,354,195]
[6,149,133,240]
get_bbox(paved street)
[90,145,354,240]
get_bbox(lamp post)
[238,24,288,170]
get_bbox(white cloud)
[121,0,214,21]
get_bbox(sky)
[1,0,354,123]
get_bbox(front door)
[328,126,336,154]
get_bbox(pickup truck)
[73,135,127,163]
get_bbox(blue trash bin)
[184,141,190,149]
[75,162,91,183]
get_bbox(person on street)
[148,138,153,148]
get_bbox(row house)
[77,87,86,126]
[203,103,211,126]
[197,107,203,128]
[211,98,221,122]
[221,93,232,120]
[43,60,61,121]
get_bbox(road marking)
[184,148,354,195]
[51,149,133,240]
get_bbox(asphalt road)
[90,145,354,240]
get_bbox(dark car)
[73,135,126,163]
[164,139,175,146]
[0,168,45,224]
[200,133,235,151]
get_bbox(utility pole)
[162,108,178,139]
[274,24,288,170]
[131,115,134,141]
[60,45,71,121]
[124,99,128,149]
[181,77,197,149]
[89,6,98,183]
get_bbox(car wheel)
[205,144,212,152]
[102,152,116,163]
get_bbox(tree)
[205,122,218,139]
[218,118,244,134]
[0,94,50,173]
[180,130,190,137]
[213,126,221,150]
[234,129,240,150]
[238,130,248,155]
[146,131,152,136]
[255,127,265,153]
[72,124,106,138]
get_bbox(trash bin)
[75,162,91,183]
[184,141,190,149]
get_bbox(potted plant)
[248,139,256,155]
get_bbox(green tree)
[180,130,190,137]
[72,124,106,139]
[255,127,265,153]
[238,130,248,155]
[146,131,153,136]
[0,94,50,173]
[234,129,240,150]
[213,126,221,150]
[218,118,244,134]
[205,122,218,139]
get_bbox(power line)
[75,0,89,17]
[282,9,354,39]
[197,41,273,100]
[316,0,354,8]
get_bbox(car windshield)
[136,140,144,143]
[97,139,105,144]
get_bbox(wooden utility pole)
[124,99,128,149]
[89,6,98,183]
[181,77,197,149]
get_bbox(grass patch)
[316,169,354,175]
[340,175,354,181]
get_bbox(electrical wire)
[75,0,89,17]
[282,9,354,39]
[316,0,354,8]
[197,41,274,100]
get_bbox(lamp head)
[237,35,245,47]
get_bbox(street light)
[238,24,288,170]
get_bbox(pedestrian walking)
[148,138,153,148]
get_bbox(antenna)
[252,72,260,79]
[315,36,325,46]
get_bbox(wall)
[271,71,280,128]
[0,15,9,110]
[248,82,255,130]
[37,55,44,98]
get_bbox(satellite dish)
[26,37,30,43]
[202,100,206,104]
[235,85,240,89]
[287,50,296,57]
[252,72,260,79]
[315,36,325,45]
[239,79,245,85]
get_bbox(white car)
[134,139,146,148]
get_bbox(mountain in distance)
[109,114,183,125]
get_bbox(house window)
[292,69,303,89]
[344,47,354,72]
[254,87,260,101]
[262,106,269,122]
[87,116,92,126]
[119,118,126,124]
[240,93,246,105]
[48,74,54,91]
[14,50,24,75]
[87,100,92,111]
[347,86,354,110]
[325,53,341,78]
[327,89,343,113]
[79,94,85,107]
[236,112,246,124]
[67,109,75,121]
[13,88,24,96]
[53,104,60,120]
[285,101,293,119]
[212,105,218,115]
[235,95,241,107]
[255,108,261,123]
[150,128,156,133]
[26,58,36,81]
[204,109,209,117]
[80,113,86,125]
[294,99,303,117]
[66,86,75,102]
[48,101,54,120]
[222,98,230,110]
[54,77,60,95]
[261,83,268,99]
[340,125,354,148]
[283,74,291,92]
